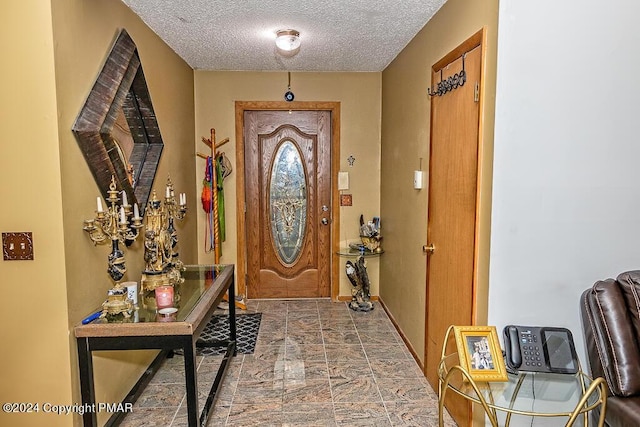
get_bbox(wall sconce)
[276,29,301,53]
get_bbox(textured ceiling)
[121,0,447,72]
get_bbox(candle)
[97,197,103,213]
[180,193,186,205]
[155,285,174,308]
[166,186,170,198]
[121,190,128,206]
[133,203,140,220]
[119,206,126,224]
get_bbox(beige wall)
[194,71,382,298]
[380,0,499,364]
[0,1,195,426]
[0,2,71,426]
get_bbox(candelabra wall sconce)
[141,176,187,294]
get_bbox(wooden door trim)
[424,28,486,427]
[235,101,341,301]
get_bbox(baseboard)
[337,295,379,302]
[377,296,424,372]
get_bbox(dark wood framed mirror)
[72,29,163,214]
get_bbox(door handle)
[321,218,329,225]
[423,243,435,254]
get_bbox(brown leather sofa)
[580,271,640,426]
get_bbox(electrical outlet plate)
[340,194,353,206]
[2,232,34,260]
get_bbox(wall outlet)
[2,232,34,260]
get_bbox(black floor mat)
[196,312,262,356]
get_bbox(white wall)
[489,0,640,368]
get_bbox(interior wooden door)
[424,40,483,426]
[244,110,331,298]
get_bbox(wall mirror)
[72,29,163,214]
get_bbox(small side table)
[336,247,384,258]
[337,247,383,311]
[437,328,607,426]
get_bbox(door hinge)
[474,81,480,103]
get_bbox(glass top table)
[437,353,607,426]
[76,265,231,336]
[336,246,384,257]
[75,264,236,427]
[86,264,227,325]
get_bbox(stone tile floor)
[120,299,456,426]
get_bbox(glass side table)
[336,247,384,258]
[336,246,383,311]
[437,352,607,426]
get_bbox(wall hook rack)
[427,53,467,97]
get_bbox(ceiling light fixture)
[275,29,301,52]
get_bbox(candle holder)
[83,176,143,283]
[141,176,187,293]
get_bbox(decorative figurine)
[100,283,134,319]
[346,257,374,312]
[141,176,187,293]
[359,214,383,253]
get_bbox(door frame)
[235,101,341,301]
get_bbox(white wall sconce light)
[275,29,301,54]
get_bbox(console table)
[74,264,236,427]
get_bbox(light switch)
[2,232,34,260]
[338,171,349,190]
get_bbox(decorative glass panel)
[270,141,307,264]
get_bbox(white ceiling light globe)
[275,29,301,52]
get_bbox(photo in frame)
[453,326,508,382]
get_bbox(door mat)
[196,313,262,356]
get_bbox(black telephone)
[503,325,579,374]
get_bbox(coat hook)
[427,53,468,97]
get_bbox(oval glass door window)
[269,140,308,265]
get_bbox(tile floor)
[120,299,456,426]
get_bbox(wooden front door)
[244,110,332,298]
[424,34,484,426]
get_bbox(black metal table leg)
[182,337,199,427]
[77,337,97,427]
[199,279,238,426]
[228,277,237,355]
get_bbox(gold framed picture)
[453,326,508,382]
